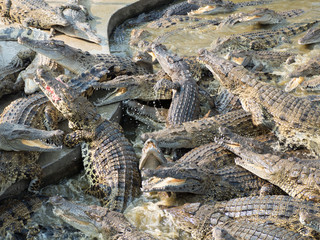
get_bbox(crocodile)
[141,109,268,149]
[36,65,141,212]
[188,0,273,15]
[54,0,101,43]
[219,8,305,27]
[0,93,62,196]
[151,43,200,126]
[93,71,173,106]
[0,195,47,239]
[228,49,297,72]
[163,1,200,17]
[198,49,320,155]
[123,100,169,130]
[299,26,320,45]
[140,141,281,201]
[165,195,320,239]
[216,127,320,202]
[288,55,320,78]
[0,122,63,152]
[0,48,36,99]
[0,0,68,29]
[49,195,157,240]
[17,37,153,77]
[210,21,318,55]
[300,76,320,92]
[165,202,313,239]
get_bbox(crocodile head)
[188,1,236,15]
[298,27,320,45]
[198,49,241,90]
[288,59,320,78]
[24,9,69,29]
[0,122,63,152]
[35,65,107,129]
[139,139,167,170]
[17,37,84,72]
[240,8,285,25]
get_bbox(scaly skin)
[0,0,68,29]
[36,65,141,212]
[141,109,267,149]
[49,196,157,240]
[214,195,320,236]
[141,142,276,201]
[217,127,320,202]
[211,21,318,55]
[198,50,320,154]
[151,43,200,126]
[0,93,62,196]
[299,27,320,45]
[163,1,200,17]
[0,195,47,239]
[55,0,101,43]
[18,37,153,76]
[189,0,272,15]
[165,202,312,239]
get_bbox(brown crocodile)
[141,109,268,149]
[49,195,157,240]
[0,122,63,152]
[0,93,63,196]
[165,201,313,239]
[211,21,318,55]
[36,65,141,212]
[0,48,36,98]
[54,0,101,43]
[0,0,68,29]
[219,8,304,27]
[198,49,320,155]
[188,0,273,15]
[166,195,320,239]
[17,37,153,77]
[299,26,320,45]
[216,127,320,202]
[140,141,281,201]
[151,43,200,126]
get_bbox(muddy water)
[2,0,319,239]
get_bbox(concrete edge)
[107,0,174,37]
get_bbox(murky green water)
[2,0,320,239]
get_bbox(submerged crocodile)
[0,0,68,29]
[141,109,268,149]
[49,195,157,240]
[140,141,280,201]
[54,0,101,43]
[211,21,318,55]
[18,37,153,77]
[0,93,63,196]
[166,195,320,239]
[151,43,200,126]
[188,0,273,15]
[163,1,200,17]
[228,50,297,72]
[219,8,304,27]
[288,55,320,78]
[299,27,320,45]
[217,127,320,202]
[36,65,141,212]
[198,49,320,155]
